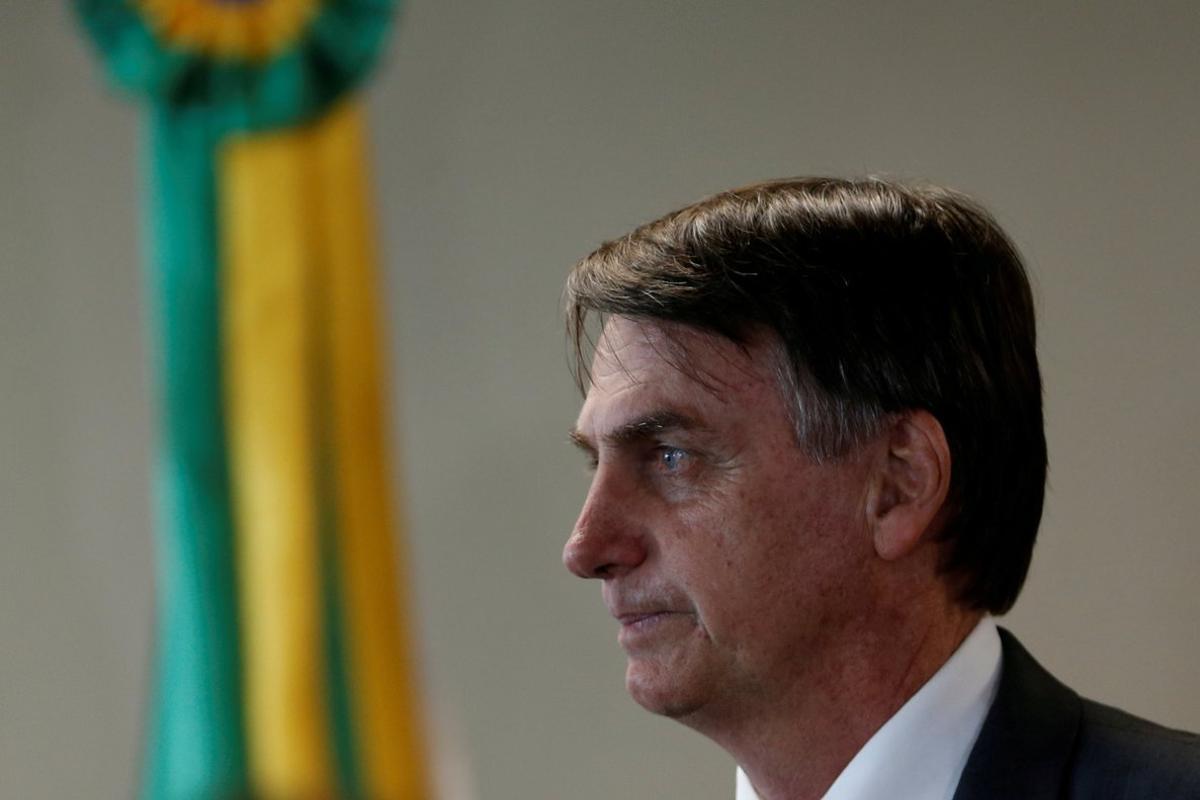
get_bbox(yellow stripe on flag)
[220,98,428,798]
[310,101,430,799]
[220,118,335,797]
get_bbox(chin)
[625,658,708,720]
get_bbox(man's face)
[564,317,881,727]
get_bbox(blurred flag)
[74,2,427,798]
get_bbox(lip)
[618,611,674,626]
[615,610,691,648]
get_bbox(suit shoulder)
[1067,698,1200,799]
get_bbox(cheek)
[655,457,872,634]
[713,473,871,625]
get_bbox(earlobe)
[869,411,951,562]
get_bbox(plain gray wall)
[2,2,1197,798]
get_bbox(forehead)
[576,317,781,430]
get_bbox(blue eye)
[659,447,688,472]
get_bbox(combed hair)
[564,176,1046,614]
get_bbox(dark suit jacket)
[952,629,1200,799]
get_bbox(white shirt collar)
[736,617,1002,800]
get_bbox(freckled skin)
[565,317,981,800]
[564,317,881,728]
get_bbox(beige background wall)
[2,2,1197,798]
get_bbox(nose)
[563,468,648,580]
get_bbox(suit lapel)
[952,629,1082,800]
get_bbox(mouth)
[615,610,692,649]
[618,611,678,627]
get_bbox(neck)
[697,604,982,800]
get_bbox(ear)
[867,410,951,561]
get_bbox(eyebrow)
[569,410,704,454]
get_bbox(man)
[561,177,1200,799]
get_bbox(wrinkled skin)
[564,317,884,728]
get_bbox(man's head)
[566,314,954,725]
[565,177,1045,608]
